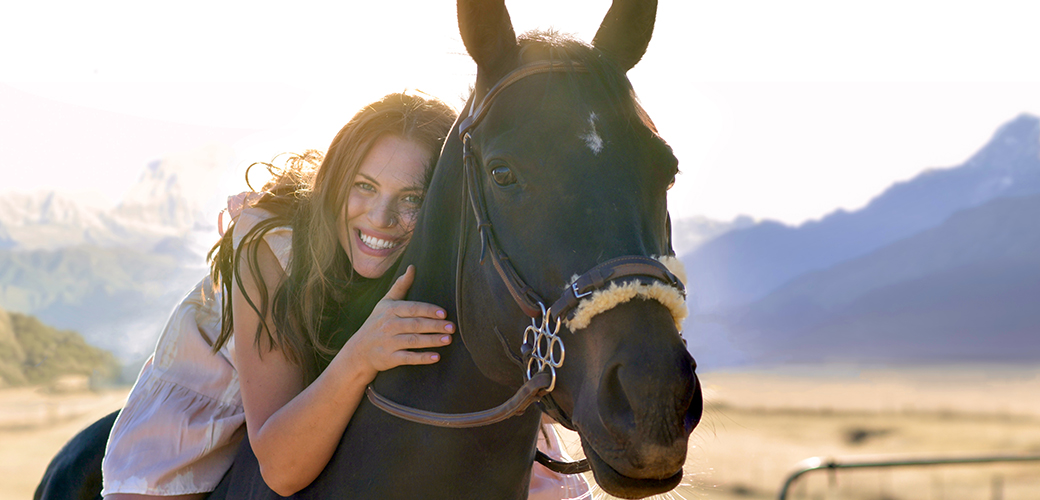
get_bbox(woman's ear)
[592,0,658,73]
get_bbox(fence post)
[991,474,1003,500]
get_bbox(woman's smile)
[355,228,403,254]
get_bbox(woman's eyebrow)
[359,172,424,193]
[357,173,380,186]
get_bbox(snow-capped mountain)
[0,190,106,227]
[0,191,115,250]
[114,144,233,231]
[0,144,232,252]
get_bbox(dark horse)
[36,1,701,498]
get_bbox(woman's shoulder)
[232,206,293,271]
[232,207,274,238]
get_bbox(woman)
[101,92,587,499]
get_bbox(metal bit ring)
[523,304,564,393]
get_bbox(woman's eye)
[403,194,423,205]
[355,182,375,192]
[491,166,517,186]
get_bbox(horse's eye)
[666,176,676,190]
[491,166,517,186]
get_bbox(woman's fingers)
[378,266,448,320]
[397,332,453,349]
[391,315,454,335]
[392,349,442,366]
[388,300,448,321]
[362,265,457,369]
[383,265,415,301]
[369,333,449,371]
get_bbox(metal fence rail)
[778,453,1040,500]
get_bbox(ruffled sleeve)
[231,207,293,273]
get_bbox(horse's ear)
[458,0,520,86]
[591,0,658,72]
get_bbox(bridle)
[365,60,685,473]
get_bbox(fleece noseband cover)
[564,255,688,332]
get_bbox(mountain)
[682,114,1040,313]
[670,215,754,256]
[726,193,1040,363]
[0,144,231,252]
[0,191,108,249]
[114,144,232,231]
[0,144,231,363]
[0,223,13,250]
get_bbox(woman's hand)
[237,254,452,496]
[343,265,455,380]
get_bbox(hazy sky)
[2,0,1039,225]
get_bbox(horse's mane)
[517,30,658,134]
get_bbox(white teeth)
[359,231,399,250]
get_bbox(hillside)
[0,246,204,362]
[0,307,118,387]
[728,193,1040,363]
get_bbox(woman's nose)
[368,198,397,228]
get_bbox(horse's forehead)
[581,112,604,156]
[486,88,641,153]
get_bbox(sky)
[2,0,1039,226]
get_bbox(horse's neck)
[372,125,516,409]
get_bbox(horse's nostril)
[598,364,636,438]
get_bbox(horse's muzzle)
[569,299,702,497]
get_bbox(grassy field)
[562,364,1040,500]
[0,386,127,500]
[667,364,1040,500]
[4,363,1040,500]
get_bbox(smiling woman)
[94,92,464,499]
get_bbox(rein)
[365,60,685,474]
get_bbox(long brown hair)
[208,92,457,381]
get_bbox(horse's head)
[453,0,703,497]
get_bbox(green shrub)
[0,308,118,387]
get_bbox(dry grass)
[4,363,1040,500]
[555,363,1040,500]
[678,364,1040,500]
[0,386,127,500]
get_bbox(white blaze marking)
[581,112,604,155]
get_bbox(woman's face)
[338,134,429,279]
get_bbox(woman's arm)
[233,241,454,496]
